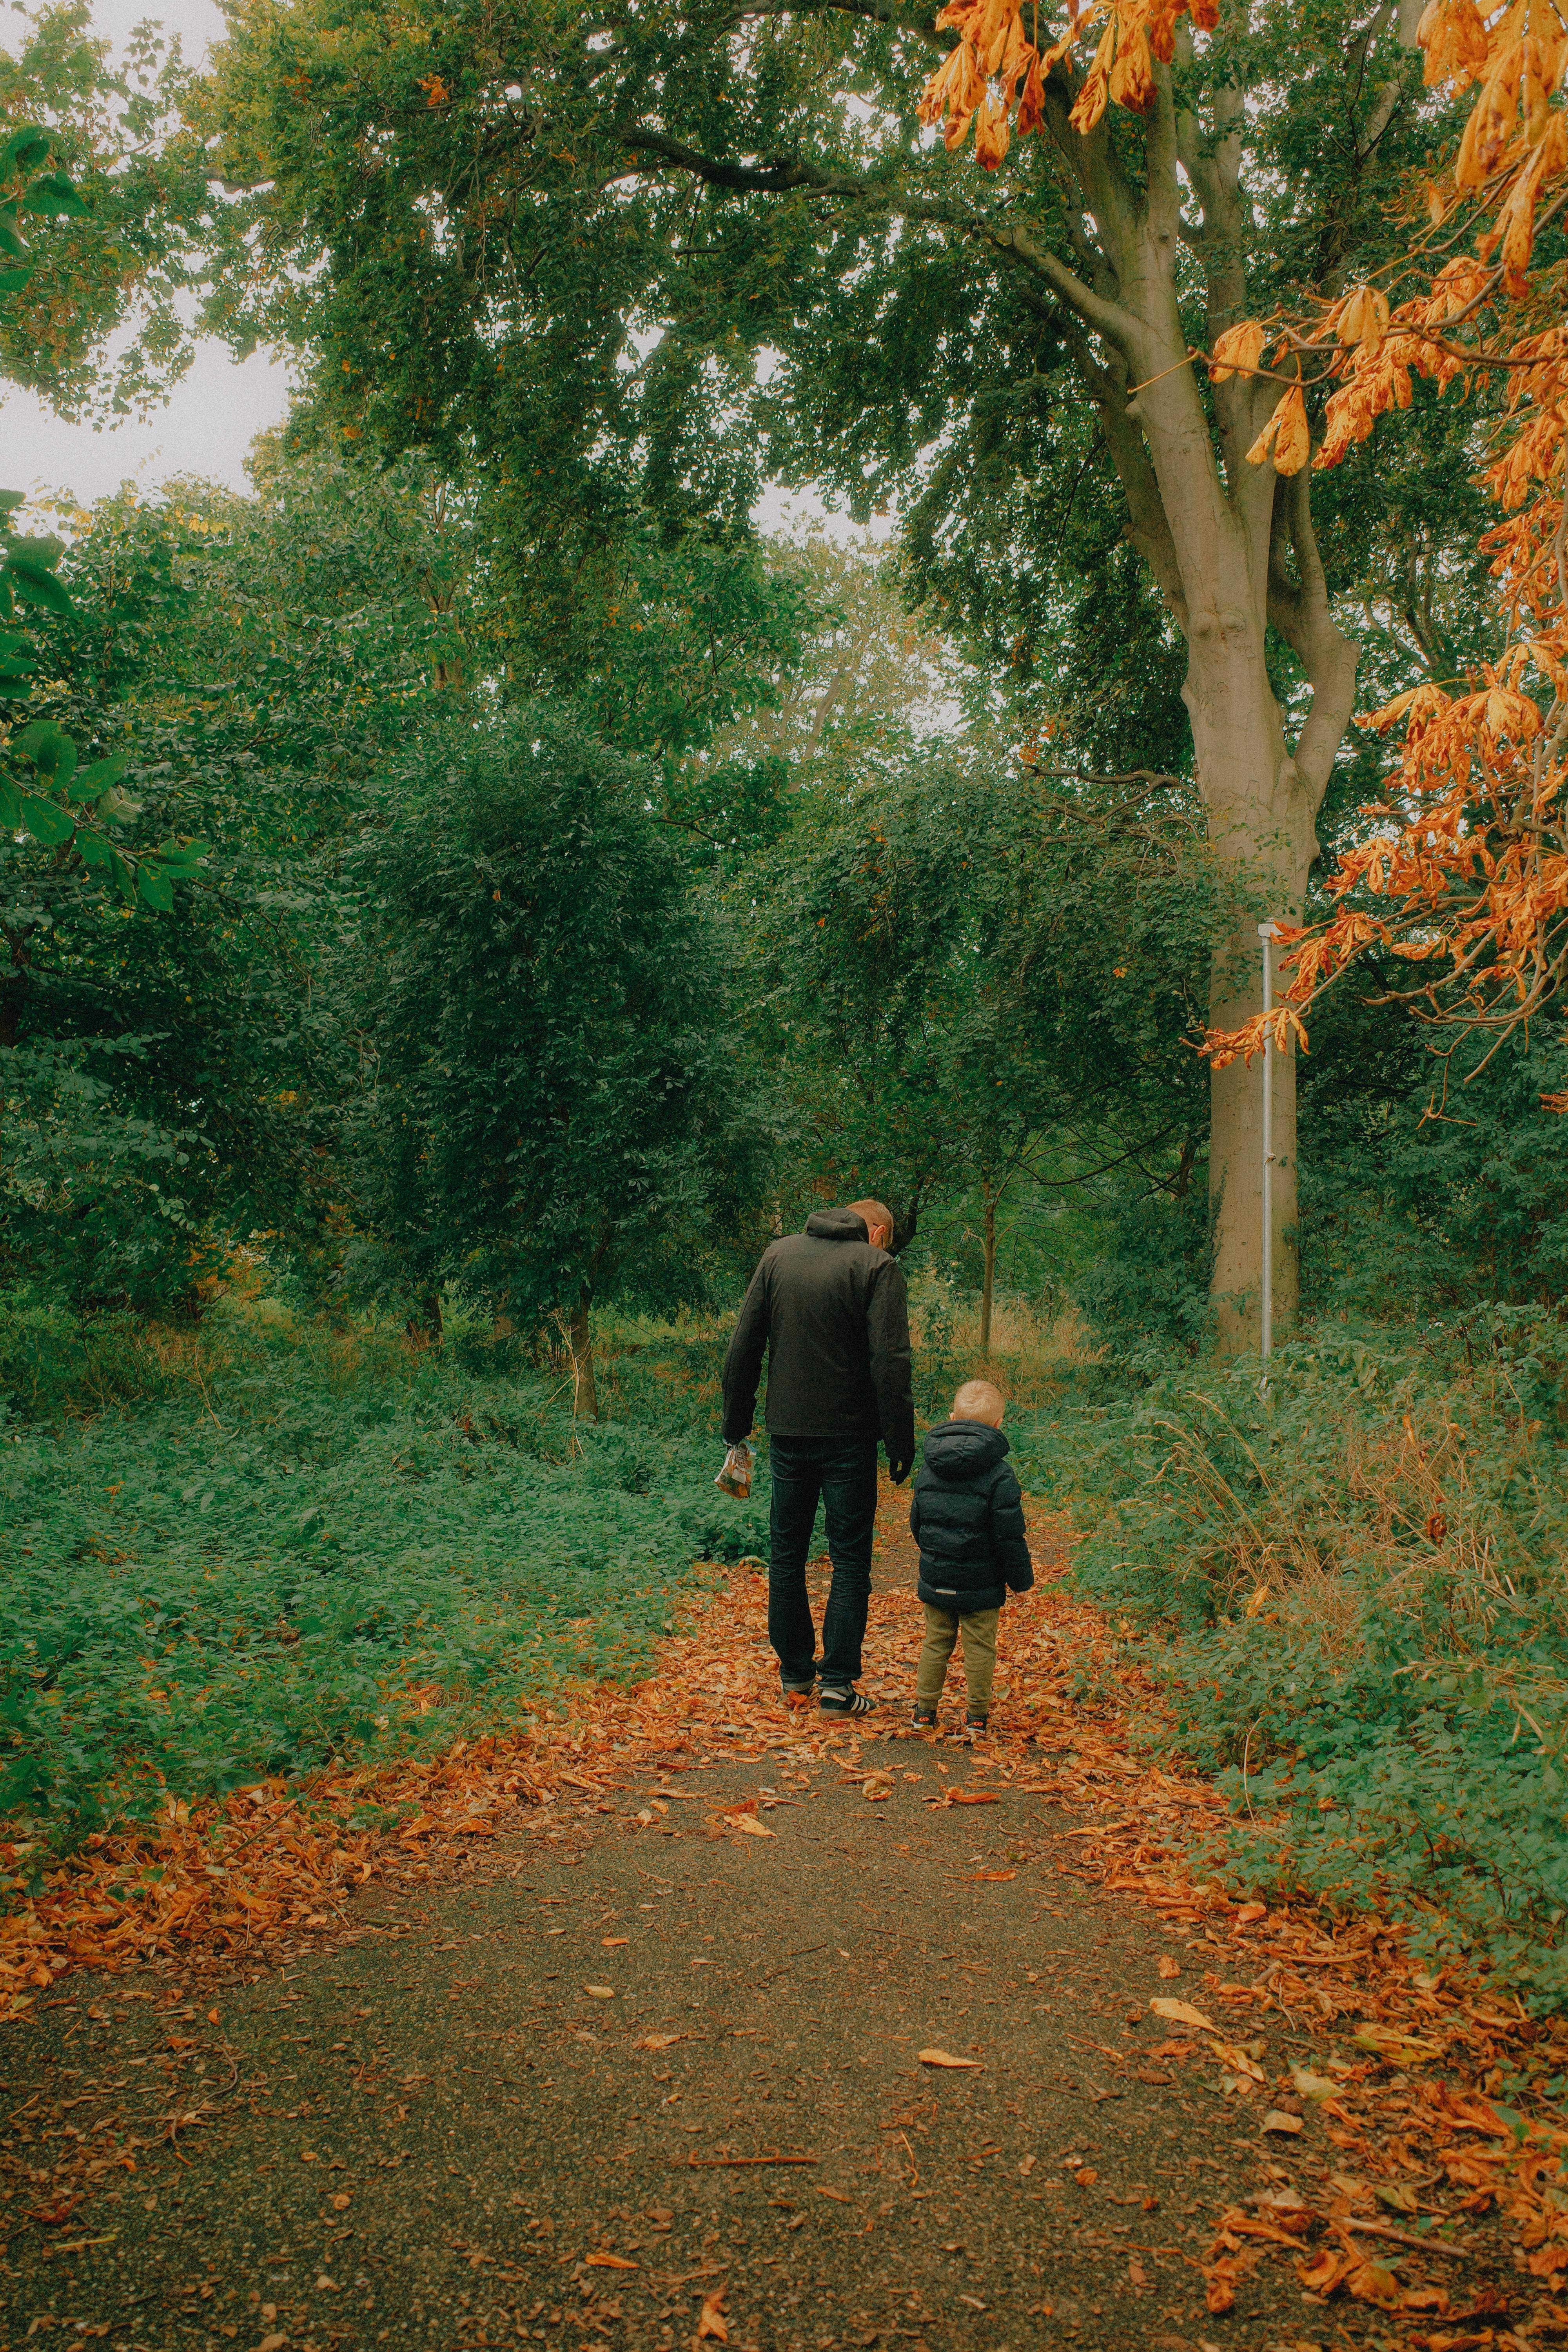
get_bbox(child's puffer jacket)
[909,1421,1034,1614]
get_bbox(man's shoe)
[781,1675,816,1704]
[820,1686,875,1717]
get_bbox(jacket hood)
[921,1419,1010,1479]
[804,1207,872,1244]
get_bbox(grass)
[0,1294,766,1854]
[16,1271,1568,2010]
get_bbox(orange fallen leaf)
[1203,2260,1238,2314]
[602,1936,629,1947]
[725,1815,775,1838]
[1150,1996,1216,2032]
[696,2287,728,2341]
[584,2252,639,2270]
[584,1984,615,1999]
[330,2191,352,2210]
[1156,1955,1181,1979]
[636,2033,682,2050]
[919,2048,982,2069]
[946,1789,1000,1806]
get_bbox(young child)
[909,1378,1034,1735]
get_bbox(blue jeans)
[767,1435,880,1688]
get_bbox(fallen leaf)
[816,2185,851,2202]
[1150,1997,1216,2032]
[1290,2063,1339,2101]
[208,2007,220,2023]
[1261,2110,1305,2136]
[696,2287,728,2342]
[946,1789,1000,1806]
[1018,2154,1036,2177]
[969,1869,1015,1882]
[637,2033,682,2050]
[1207,2038,1266,2083]
[1297,2247,1354,2295]
[1203,2259,1238,2314]
[258,2336,287,2352]
[329,2191,352,2210]
[1347,2260,1403,2309]
[726,1815,775,1838]
[919,2048,983,2069]
[1157,1954,1181,1979]
[584,2252,639,2270]
[1235,1901,1267,1924]
[584,1984,615,1999]
[602,1936,629,1947]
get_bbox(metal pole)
[1258,921,1276,1368]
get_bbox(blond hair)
[847,1198,894,1243]
[952,1378,1005,1425]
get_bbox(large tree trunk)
[1182,625,1324,1349]
[1037,68,1360,1350]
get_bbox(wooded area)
[5,0,1568,2071]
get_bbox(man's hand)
[889,1457,912,1487]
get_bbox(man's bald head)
[952,1378,1005,1428]
[847,1198,894,1250]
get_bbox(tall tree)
[201,0,1457,1344]
[351,709,763,1412]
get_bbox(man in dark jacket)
[909,1377,1034,1735]
[722,1199,915,1717]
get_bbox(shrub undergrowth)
[1009,1311,1568,2009]
[1,1293,765,1858]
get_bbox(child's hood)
[920,1419,1011,1481]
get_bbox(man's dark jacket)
[721,1209,915,1468]
[910,1421,1034,1615]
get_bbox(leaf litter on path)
[7,1526,1568,2343]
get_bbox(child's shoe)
[962,1711,989,1739]
[912,1706,938,1730]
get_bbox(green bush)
[0,1311,759,1852]
[1013,1316,1568,2008]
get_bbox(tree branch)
[616,127,879,196]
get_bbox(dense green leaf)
[5,557,72,615]
[18,793,74,848]
[67,751,128,802]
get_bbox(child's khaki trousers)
[916,1603,1000,1713]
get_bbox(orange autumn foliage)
[1196,0,1568,1081]
[916,0,1217,164]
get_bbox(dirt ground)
[0,1495,1526,2352]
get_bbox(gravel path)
[0,1506,1501,2352]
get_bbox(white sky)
[3,0,888,546]
[4,0,295,503]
